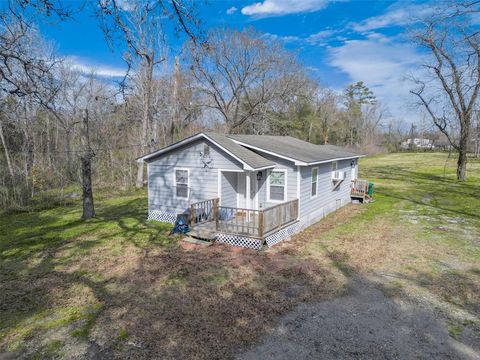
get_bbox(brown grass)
[2,235,346,359]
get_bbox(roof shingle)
[203,132,275,170]
[228,135,362,164]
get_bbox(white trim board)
[137,132,275,172]
[296,166,301,219]
[266,169,288,203]
[173,167,190,200]
[311,166,319,198]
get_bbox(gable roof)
[204,132,275,170]
[137,132,276,171]
[228,135,363,165]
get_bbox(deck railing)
[216,207,263,237]
[262,199,299,236]
[189,198,219,227]
[351,179,369,199]
[189,198,299,239]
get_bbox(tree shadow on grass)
[2,220,479,359]
[0,236,341,359]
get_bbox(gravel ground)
[237,277,480,360]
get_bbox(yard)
[1,153,479,359]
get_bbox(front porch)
[188,198,299,249]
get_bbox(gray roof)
[203,132,275,170]
[138,132,362,168]
[137,132,275,170]
[228,135,362,164]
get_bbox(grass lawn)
[1,152,479,359]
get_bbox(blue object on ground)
[171,214,190,235]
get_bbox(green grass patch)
[447,323,464,339]
[0,189,177,353]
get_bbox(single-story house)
[137,132,364,249]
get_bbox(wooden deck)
[351,179,373,202]
[188,198,299,241]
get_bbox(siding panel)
[299,159,354,227]
[148,139,242,214]
[221,171,237,207]
[254,153,297,209]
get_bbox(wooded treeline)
[0,1,391,212]
[1,0,479,213]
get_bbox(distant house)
[401,138,434,149]
[137,132,364,249]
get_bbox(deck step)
[188,229,217,241]
[182,236,212,246]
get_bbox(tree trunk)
[0,119,14,179]
[456,149,467,181]
[65,128,74,180]
[136,160,145,188]
[81,153,95,219]
[81,109,95,219]
[456,117,471,181]
[136,59,154,188]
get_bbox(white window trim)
[173,168,190,199]
[267,169,287,203]
[311,167,318,198]
[332,161,338,171]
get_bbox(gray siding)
[221,171,237,207]
[147,134,359,228]
[255,153,297,209]
[148,139,242,214]
[299,159,354,227]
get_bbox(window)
[332,161,338,171]
[311,167,318,197]
[268,170,286,202]
[174,169,189,198]
[203,144,210,156]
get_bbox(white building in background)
[401,138,434,149]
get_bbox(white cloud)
[226,6,237,15]
[241,0,330,17]
[328,34,425,122]
[262,32,302,43]
[66,56,127,78]
[352,3,432,32]
[307,29,336,44]
[262,29,337,45]
[281,35,302,43]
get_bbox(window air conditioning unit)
[332,170,346,180]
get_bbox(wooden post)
[258,211,264,239]
[189,204,195,227]
[214,198,219,231]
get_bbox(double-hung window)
[174,169,189,199]
[268,170,286,202]
[311,167,318,197]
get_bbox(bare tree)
[188,27,309,134]
[410,1,480,180]
[97,0,200,188]
[316,89,342,144]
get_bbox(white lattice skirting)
[265,222,300,248]
[216,233,263,250]
[148,210,176,224]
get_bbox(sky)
[38,0,432,125]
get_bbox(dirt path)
[237,277,480,360]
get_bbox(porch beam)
[245,171,251,210]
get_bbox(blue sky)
[39,0,430,124]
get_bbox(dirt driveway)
[237,277,480,360]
